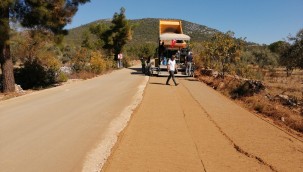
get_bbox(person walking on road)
[166,55,179,86]
[140,57,146,74]
[117,53,123,68]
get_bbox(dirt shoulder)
[102,77,303,172]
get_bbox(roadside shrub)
[106,59,115,69]
[254,103,264,113]
[15,57,60,89]
[14,43,61,89]
[70,71,95,80]
[250,69,265,80]
[233,63,254,79]
[71,48,115,74]
[137,43,156,59]
[122,56,131,68]
[289,120,303,133]
[252,49,279,68]
[197,50,212,69]
[90,51,106,74]
[71,47,91,72]
[61,45,76,64]
[231,80,265,98]
[57,72,68,83]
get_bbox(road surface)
[1,67,303,172]
[102,76,303,172]
[0,67,148,172]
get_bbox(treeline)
[0,0,90,93]
[13,7,136,90]
[269,31,303,76]
[2,6,159,91]
[192,29,303,80]
[2,1,301,93]
[1,2,153,92]
[10,30,116,89]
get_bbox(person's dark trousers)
[166,70,177,85]
[142,65,145,74]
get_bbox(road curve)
[0,66,148,172]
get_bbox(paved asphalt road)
[0,66,148,172]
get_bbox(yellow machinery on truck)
[149,19,191,76]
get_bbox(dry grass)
[0,92,21,101]
[264,69,303,99]
[242,95,303,132]
[0,90,35,102]
[70,71,96,80]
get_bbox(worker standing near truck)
[186,52,193,76]
[140,57,146,74]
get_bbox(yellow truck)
[150,19,191,76]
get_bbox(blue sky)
[66,0,303,45]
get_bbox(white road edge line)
[81,76,149,172]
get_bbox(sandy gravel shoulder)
[102,77,303,172]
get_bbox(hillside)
[63,18,220,46]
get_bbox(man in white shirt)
[166,55,179,86]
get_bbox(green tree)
[97,7,132,59]
[0,0,90,92]
[197,32,243,78]
[89,22,108,49]
[198,41,216,69]
[81,30,94,49]
[279,29,303,76]
[268,41,289,55]
[210,31,242,78]
[280,45,296,76]
[291,29,303,69]
[252,48,278,69]
[137,43,156,59]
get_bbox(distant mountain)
[64,18,220,47]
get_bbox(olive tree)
[278,29,303,76]
[208,32,242,78]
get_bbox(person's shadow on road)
[128,67,145,75]
[149,82,168,86]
